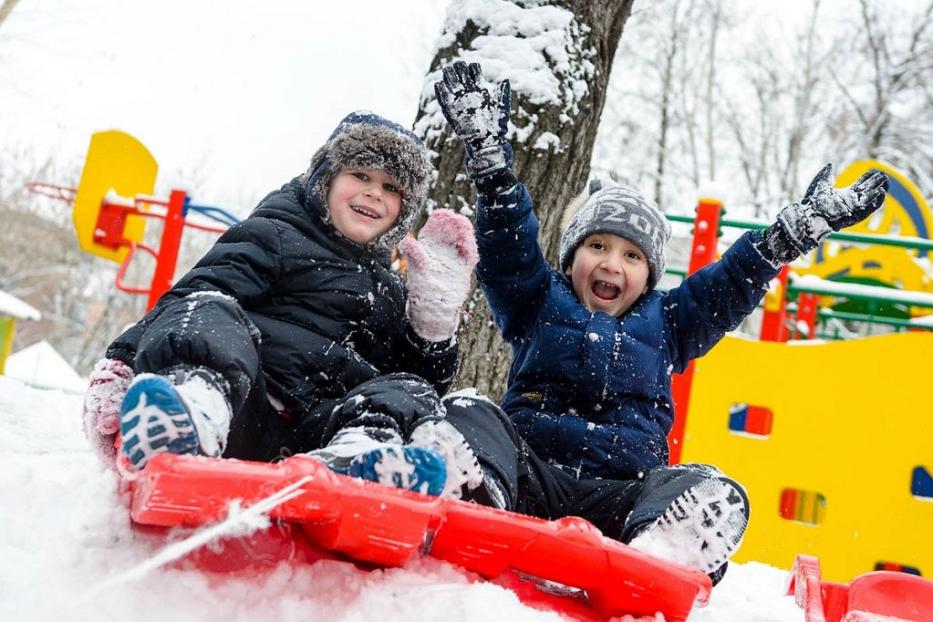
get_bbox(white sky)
[1,0,926,213]
[0,1,448,211]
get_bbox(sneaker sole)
[409,420,484,499]
[631,478,749,573]
[120,375,200,470]
[348,446,447,496]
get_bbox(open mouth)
[592,280,621,301]
[350,204,380,219]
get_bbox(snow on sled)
[126,453,712,621]
[787,554,933,622]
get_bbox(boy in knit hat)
[81,111,488,499]
[434,61,889,581]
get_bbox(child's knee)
[441,389,504,422]
[333,373,442,433]
[138,293,258,362]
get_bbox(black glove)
[434,60,512,179]
[761,164,889,264]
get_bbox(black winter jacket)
[106,176,458,417]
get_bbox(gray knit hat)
[305,111,433,250]
[558,179,671,289]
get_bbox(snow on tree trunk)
[414,0,634,398]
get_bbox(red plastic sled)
[787,554,933,622]
[127,453,711,621]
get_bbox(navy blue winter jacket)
[476,180,781,481]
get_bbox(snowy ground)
[0,376,803,621]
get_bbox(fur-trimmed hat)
[558,179,671,290]
[305,111,433,250]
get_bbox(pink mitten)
[402,209,478,342]
[82,358,134,470]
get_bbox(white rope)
[81,475,312,602]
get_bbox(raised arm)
[396,208,478,394]
[665,164,889,370]
[434,61,550,342]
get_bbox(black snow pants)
[443,392,728,545]
[132,293,444,462]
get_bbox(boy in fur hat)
[82,111,488,499]
[434,61,889,581]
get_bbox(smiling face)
[565,232,651,317]
[327,168,402,244]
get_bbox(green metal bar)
[786,279,933,309]
[817,308,933,331]
[665,213,933,252]
[824,229,933,252]
[719,217,768,231]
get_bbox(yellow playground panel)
[0,291,41,374]
[681,333,933,583]
[73,130,158,263]
[0,316,14,374]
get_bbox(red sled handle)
[787,554,933,622]
[131,453,711,621]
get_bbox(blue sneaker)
[120,374,200,471]
[307,426,447,496]
[348,445,447,496]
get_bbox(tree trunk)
[413,0,634,399]
[0,0,19,33]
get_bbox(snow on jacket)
[476,180,780,481]
[106,175,458,417]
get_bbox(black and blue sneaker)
[119,374,200,471]
[628,475,749,583]
[348,445,447,496]
[307,426,447,496]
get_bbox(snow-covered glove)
[434,61,512,180]
[82,358,134,469]
[402,209,479,342]
[762,164,889,264]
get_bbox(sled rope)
[82,475,313,600]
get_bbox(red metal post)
[794,292,819,340]
[668,198,723,464]
[146,189,187,310]
[94,200,137,250]
[760,265,790,342]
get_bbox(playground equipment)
[666,161,933,585]
[788,554,933,622]
[28,130,240,310]
[0,290,41,374]
[682,333,933,582]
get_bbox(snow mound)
[5,340,87,393]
